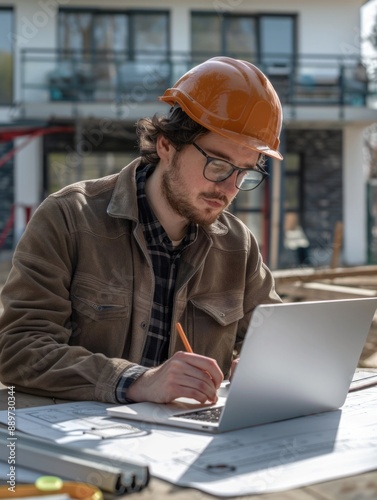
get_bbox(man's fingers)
[126,351,223,404]
[175,351,224,388]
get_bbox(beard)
[161,150,232,226]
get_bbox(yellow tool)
[0,476,103,500]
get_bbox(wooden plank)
[277,282,377,301]
[273,265,377,285]
[331,221,343,268]
[332,276,377,287]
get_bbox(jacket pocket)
[190,292,244,326]
[71,276,130,321]
[185,293,244,377]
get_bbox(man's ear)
[156,135,174,162]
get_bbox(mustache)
[201,192,229,204]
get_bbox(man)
[0,57,283,405]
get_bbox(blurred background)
[1,0,377,272]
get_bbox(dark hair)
[136,106,208,165]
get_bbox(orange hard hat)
[159,56,283,160]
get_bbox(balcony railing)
[19,49,377,113]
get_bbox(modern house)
[0,0,376,269]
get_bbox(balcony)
[18,49,377,122]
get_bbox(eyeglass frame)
[192,142,269,191]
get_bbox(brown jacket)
[0,159,281,402]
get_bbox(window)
[56,9,170,100]
[224,16,256,60]
[259,15,295,68]
[59,9,169,57]
[47,151,137,194]
[191,12,295,68]
[0,8,13,104]
[133,13,168,56]
[233,187,266,244]
[192,13,257,62]
[192,14,221,56]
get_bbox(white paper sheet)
[1,385,377,496]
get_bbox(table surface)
[1,382,377,500]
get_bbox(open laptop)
[107,297,377,433]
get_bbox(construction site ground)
[1,254,377,368]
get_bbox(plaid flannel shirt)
[116,164,197,402]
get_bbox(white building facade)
[0,0,376,268]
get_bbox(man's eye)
[210,161,230,174]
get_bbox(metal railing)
[18,49,377,111]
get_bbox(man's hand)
[126,351,223,404]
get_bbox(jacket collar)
[107,158,141,221]
[107,157,228,236]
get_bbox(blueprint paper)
[1,387,377,496]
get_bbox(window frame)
[57,8,171,59]
[191,11,297,66]
[0,6,14,105]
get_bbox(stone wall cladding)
[285,128,343,267]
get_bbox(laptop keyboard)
[176,406,224,423]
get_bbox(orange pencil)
[176,322,193,353]
[176,322,214,383]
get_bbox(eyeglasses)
[192,143,269,191]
